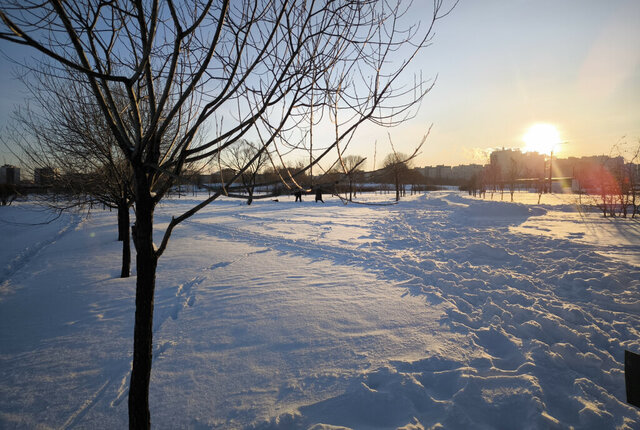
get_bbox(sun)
[522,123,562,155]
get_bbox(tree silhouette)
[0,1,456,426]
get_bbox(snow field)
[0,190,639,429]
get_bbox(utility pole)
[547,141,568,193]
[548,150,553,193]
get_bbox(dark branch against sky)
[1,0,638,168]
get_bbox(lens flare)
[522,124,562,155]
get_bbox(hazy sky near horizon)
[1,1,638,169]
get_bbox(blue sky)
[1,1,639,169]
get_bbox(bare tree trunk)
[349,179,353,201]
[119,200,131,278]
[129,180,157,430]
[117,202,128,241]
[395,172,400,201]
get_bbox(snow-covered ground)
[0,190,639,429]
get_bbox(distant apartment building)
[34,167,56,186]
[418,150,635,189]
[435,165,452,180]
[489,148,545,179]
[553,155,627,192]
[487,149,640,192]
[418,165,443,182]
[451,164,484,181]
[0,164,20,184]
[419,165,452,181]
[418,163,484,183]
[419,166,437,179]
[554,155,623,180]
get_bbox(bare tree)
[615,160,631,218]
[379,130,429,201]
[406,168,426,194]
[222,140,268,204]
[5,72,138,277]
[0,1,456,427]
[536,176,545,204]
[506,156,520,202]
[484,162,500,200]
[0,183,18,205]
[340,154,366,201]
[611,139,640,218]
[594,159,619,217]
[629,143,640,218]
[383,152,411,201]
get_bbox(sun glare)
[522,123,562,155]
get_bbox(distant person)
[315,187,324,203]
[294,190,302,202]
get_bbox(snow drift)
[0,191,638,429]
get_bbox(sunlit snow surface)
[0,191,639,429]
